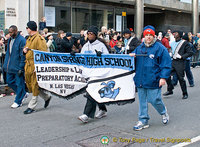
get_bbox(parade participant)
[130,25,171,131]
[78,26,109,123]
[3,25,26,108]
[171,33,195,87]
[122,28,140,54]
[163,31,193,99]
[23,21,51,114]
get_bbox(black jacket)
[175,40,193,60]
[55,37,63,52]
[127,37,140,54]
[39,22,46,30]
[60,37,74,53]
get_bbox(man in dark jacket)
[163,31,193,99]
[3,25,26,108]
[60,32,74,53]
[122,28,140,54]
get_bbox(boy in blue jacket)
[130,25,171,131]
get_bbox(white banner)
[34,51,135,104]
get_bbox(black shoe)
[172,84,177,86]
[189,84,194,87]
[163,91,173,96]
[44,97,51,108]
[24,108,35,114]
[182,94,188,99]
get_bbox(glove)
[176,53,182,59]
[95,50,102,57]
[169,52,173,57]
[18,70,24,77]
[70,50,76,56]
[120,47,125,53]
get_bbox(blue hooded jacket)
[133,41,171,89]
[3,32,26,74]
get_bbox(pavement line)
[171,135,200,147]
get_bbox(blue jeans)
[137,88,166,124]
[6,73,26,105]
[172,60,194,86]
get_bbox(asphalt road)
[0,67,200,147]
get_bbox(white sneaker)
[11,102,21,109]
[133,121,149,131]
[162,113,169,124]
[95,110,107,119]
[0,94,5,98]
[78,114,89,123]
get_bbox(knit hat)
[88,26,98,36]
[173,30,183,38]
[129,28,133,32]
[66,32,72,37]
[143,25,155,37]
[27,21,37,31]
[4,29,9,36]
[122,28,131,35]
[182,33,189,41]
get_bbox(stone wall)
[3,0,39,36]
[144,11,194,34]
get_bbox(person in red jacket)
[109,33,118,48]
[161,33,171,52]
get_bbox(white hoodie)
[81,39,109,54]
[80,39,109,79]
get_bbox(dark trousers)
[166,60,188,95]
[83,93,107,118]
[172,60,194,86]
[6,73,26,104]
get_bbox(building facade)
[0,0,199,36]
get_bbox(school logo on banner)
[98,81,120,99]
